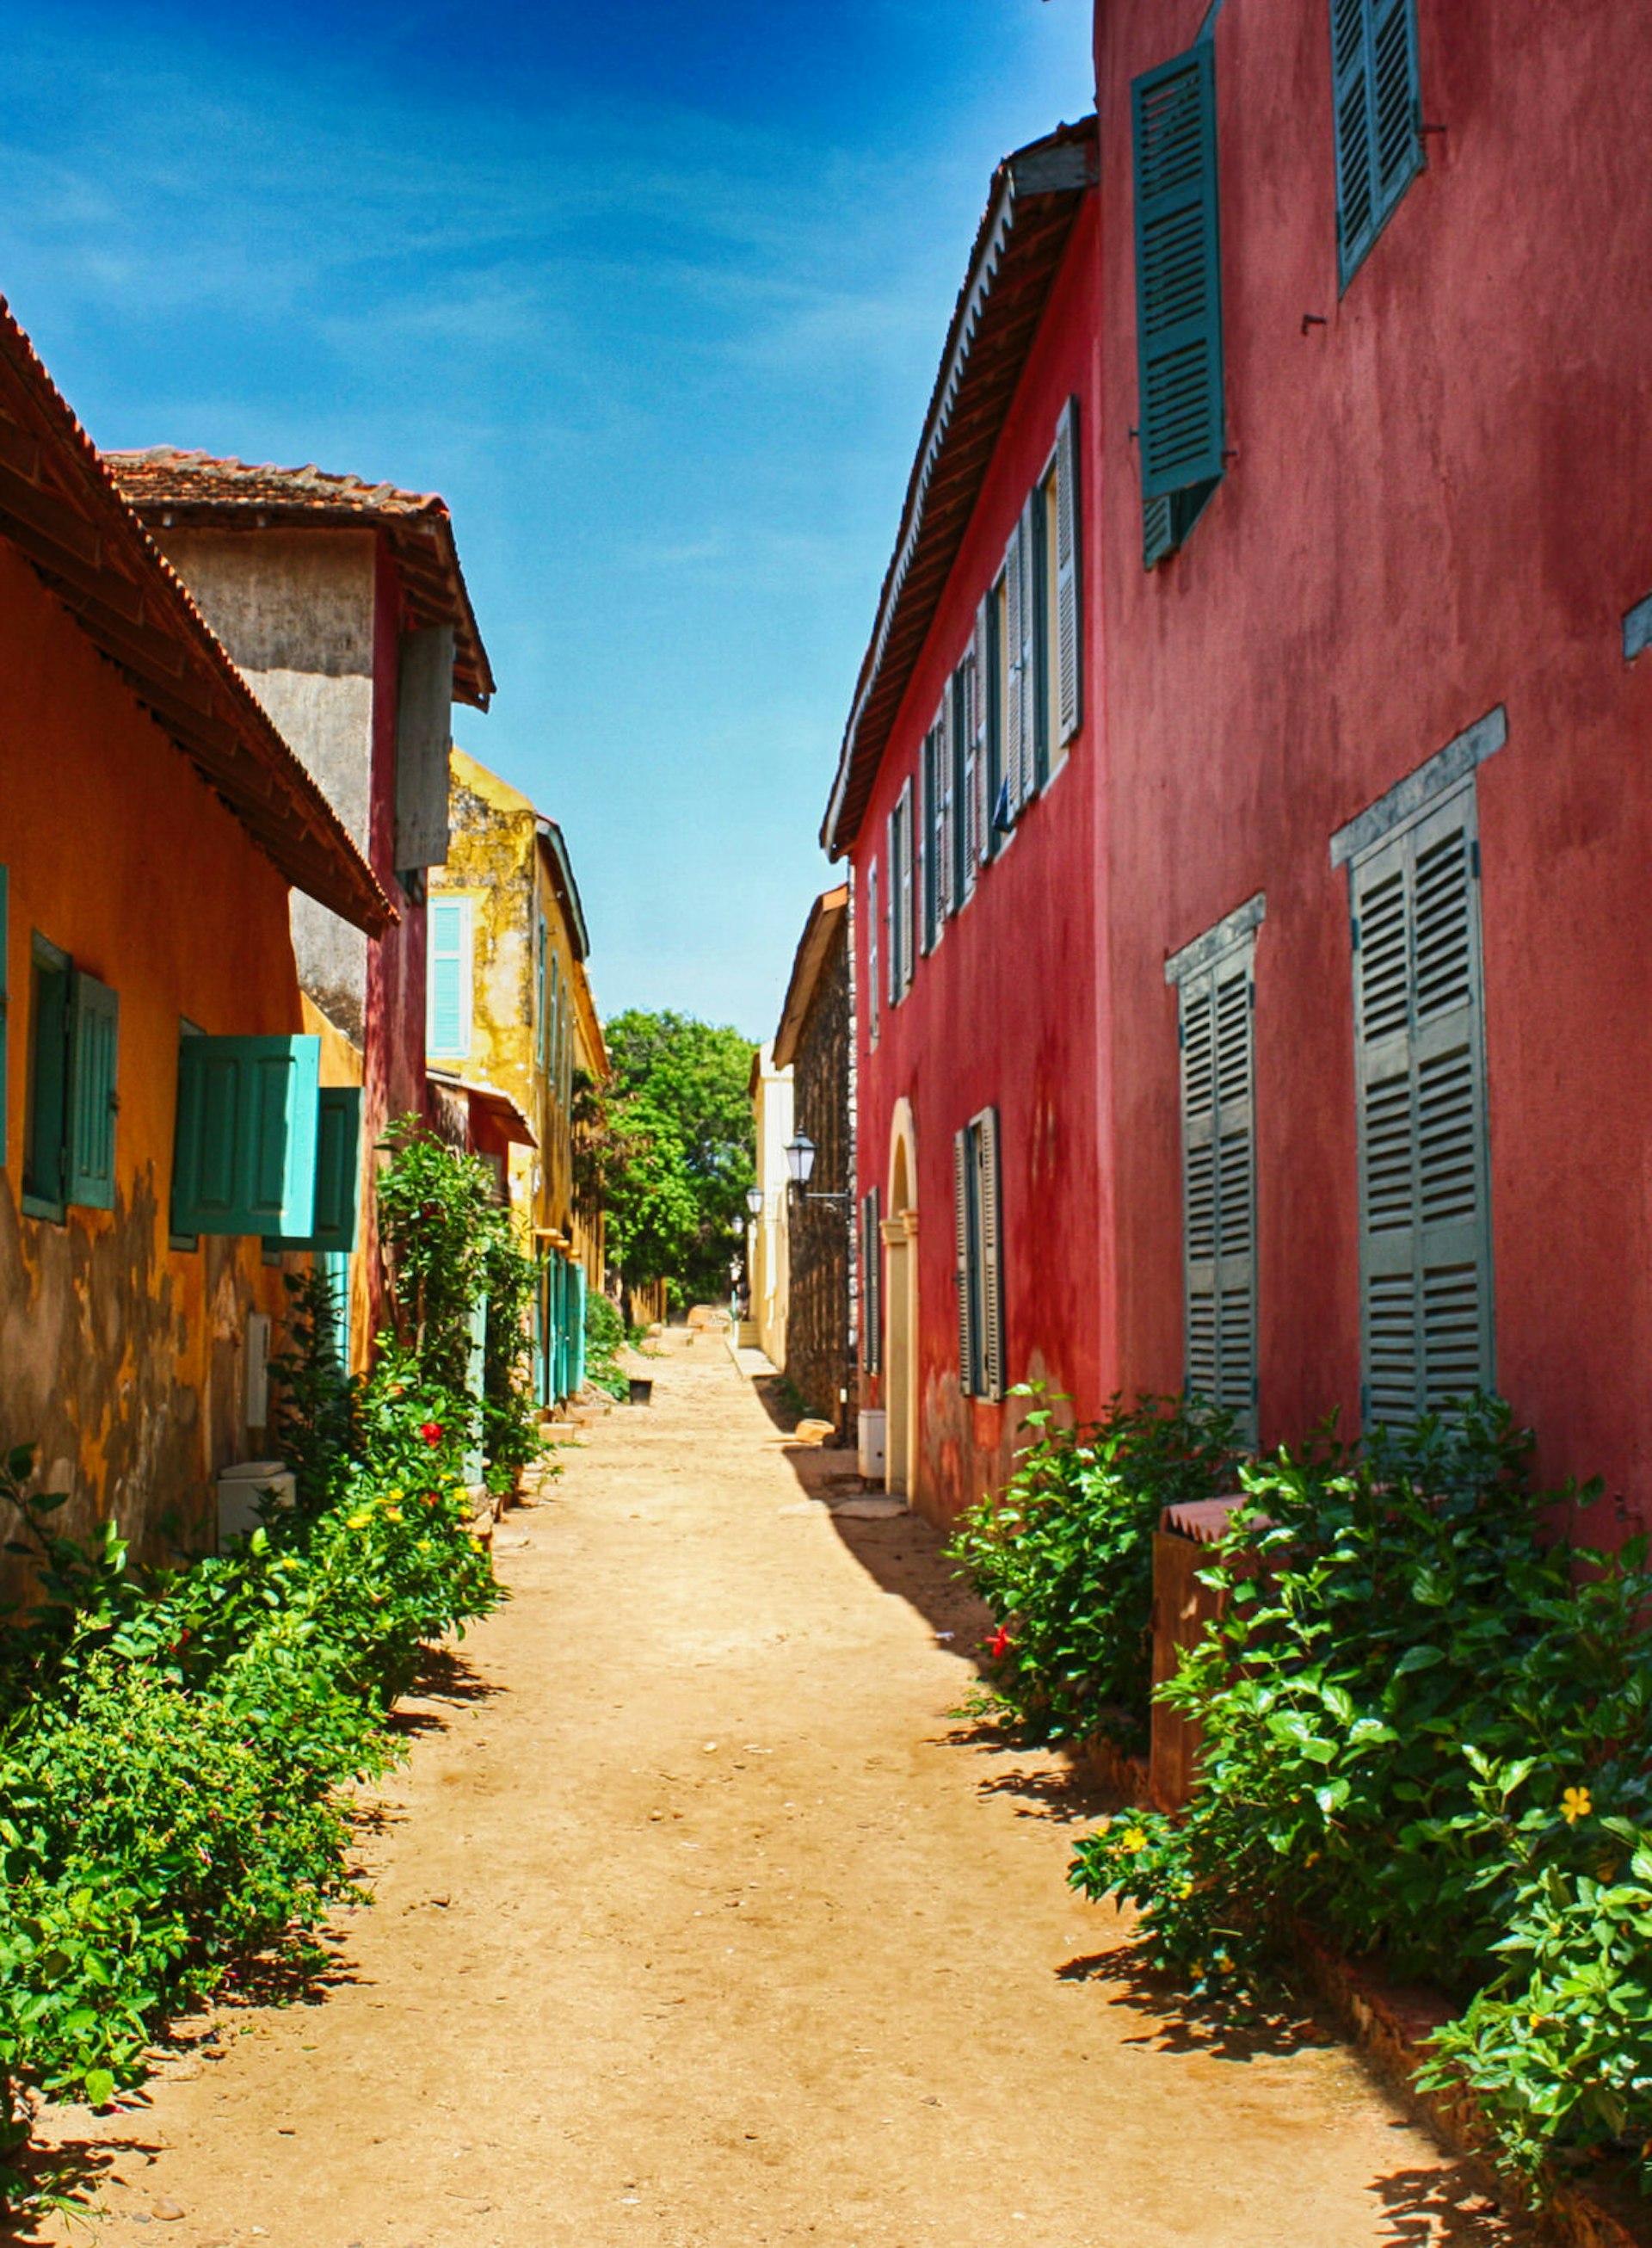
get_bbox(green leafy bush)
[946,1390,1236,1749]
[1067,1399,1652,2195]
[583,1288,631,1402]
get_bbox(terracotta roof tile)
[107,446,494,709]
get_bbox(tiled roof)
[821,117,1097,859]
[0,298,395,936]
[107,447,494,709]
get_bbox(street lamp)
[745,1185,766,1217]
[786,1132,848,1206]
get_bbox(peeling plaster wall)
[0,543,306,1570]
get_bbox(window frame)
[22,933,72,1224]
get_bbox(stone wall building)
[774,886,852,1432]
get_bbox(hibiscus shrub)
[946,1390,1236,1750]
[1069,1399,1652,2195]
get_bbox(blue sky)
[0,0,1094,1038]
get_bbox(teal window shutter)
[172,1034,322,1238]
[1332,0,1422,286]
[22,936,71,1222]
[1177,946,1258,1445]
[464,1287,487,1483]
[67,971,120,1211]
[272,1085,363,1252]
[320,1249,351,1374]
[428,899,468,1057]
[1352,786,1492,1425]
[1133,42,1225,507]
[571,1263,588,1393]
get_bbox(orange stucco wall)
[0,540,306,1560]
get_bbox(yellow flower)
[346,1512,371,1529]
[1120,1827,1148,1853]
[1560,1786,1593,1825]
[384,1507,404,1523]
[386,1487,404,1503]
[1176,1880,1193,1899]
[1528,2012,1545,2031]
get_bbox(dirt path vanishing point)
[28,1328,1533,2248]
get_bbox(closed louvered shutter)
[921,722,940,956]
[1331,0,1421,284]
[1003,524,1025,822]
[862,1187,882,1371]
[977,1107,1005,1402]
[954,1131,977,1394]
[937,690,954,923]
[1179,944,1256,1443]
[885,809,899,1006]
[1017,500,1039,808]
[964,608,985,893]
[1055,398,1082,746]
[1353,786,1492,1425]
[1132,41,1224,503]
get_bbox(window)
[1170,910,1260,1445]
[1051,398,1083,757]
[428,896,472,1059]
[1134,40,1225,569]
[22,935,119,1223]
[953,1108,1003,1401]
[952,653,977,910]
[1332,0,1422,287]
[1349,783,1492,1426]
[860,1187,882,1372]
[866,859,880,1047]
[1003,507,1035,818]
[984,579,1007,854]
[536,916,548,1070]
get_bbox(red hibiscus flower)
[989,1623,1014,1661]
[419,1421,444,1445]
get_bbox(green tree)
[600,1010,756,1307]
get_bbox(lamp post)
[745,1185,765,1218]
[785,1133,848,1205]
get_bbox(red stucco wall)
[1094,0,1652,1529]
[852,204,1110,1526]
[0,542,305,1556]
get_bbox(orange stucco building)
[0,296,391,1561]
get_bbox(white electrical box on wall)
[858,1409,886,1481]
[216,1460,296,1545]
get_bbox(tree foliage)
[597,1010,756,1305]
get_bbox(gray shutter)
[394,625,455,872]
[920,726,939,956]
[1003,526,1025,818]
[1179,946,1256,1443]
[863,1187,882,1372]
[954,1131,977,1394]
[977,1108,1005,1402]
[937,692,954,923]
[1353,785,1492,1425]
[1055,398,1082,745]
[885,811,899,1007]
[1016,500,1038,808]
[964,605,986,893]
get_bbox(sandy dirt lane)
[29,1330,1529,2247]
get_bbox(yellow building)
[427,746,607,1404]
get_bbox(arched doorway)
[883,1101,919,1501]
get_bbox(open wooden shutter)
[962,613,984,897]
[977,1108,1005,1402]
[1332,0,1421,283]
[1003,525,1025,822]
[954,1130,977,1394]
[172,1034,321,1238]
[1353,787,1492,1425]
[937,689,954,923]
[862,1187,882,1372]
[464,1287,488,1482]
[1133,41,1224,503]
[1055,398,1082,746]
[275,1086,363,1252]
[1179,945,1257,1442]
[1017,501,1039,808]
[67,970,119,1210]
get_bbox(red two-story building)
[830,0,1652,1537]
